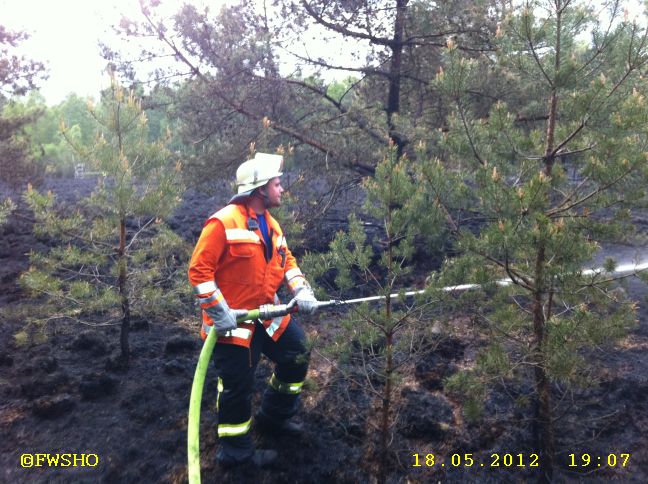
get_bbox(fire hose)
[187,301,332,483]
[187,259,648,483]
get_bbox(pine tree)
[0,197,15,225]
[1,24,46,188]
[22,75,188,367]
[0,100,42,188]
[424,1,648,479]
[303,144,445,481]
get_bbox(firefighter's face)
[262,177,284,207]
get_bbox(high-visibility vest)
[188,203,306,348]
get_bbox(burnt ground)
[0,176,647,483]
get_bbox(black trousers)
[212,319,309,461]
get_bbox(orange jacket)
[188,203,307,347]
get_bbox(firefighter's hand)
[205,301,244,334]
[291,285,318,314]
[231,309,249,323]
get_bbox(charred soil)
[1,177,647,483]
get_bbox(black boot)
[255,410,304,436]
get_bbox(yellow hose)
[187,309,260,483]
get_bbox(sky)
[1,0,357,105]
[2,0,646,106]
[0,0,216,105]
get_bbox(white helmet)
[235,152,284,195]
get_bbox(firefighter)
[188,152,318,468]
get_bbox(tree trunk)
[379,331,393,484]
[532,245,554,482]
[532,3,562,478]
[118,218,130,366]
[386,0,408,156]
[379,182,396,482]
[114,91,130,367]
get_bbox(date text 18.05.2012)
[412,453,539,468]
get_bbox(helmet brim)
[228,190,254,204]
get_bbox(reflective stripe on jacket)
[188,203,305,347]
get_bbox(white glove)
[204,299,247,334]
[290,285,318,315]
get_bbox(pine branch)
[547,165,636,217]
[548,174,591,215]
[138,3,345,167]
[124,217,156,251]
[420,165,534,290]
[457,100,486,166]
[301,0,395,47]
[279,77,387,145]
[577,266,648,288]
[523,7,554,88]
[284,48,391,78]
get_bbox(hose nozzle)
[258,303,295,320]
